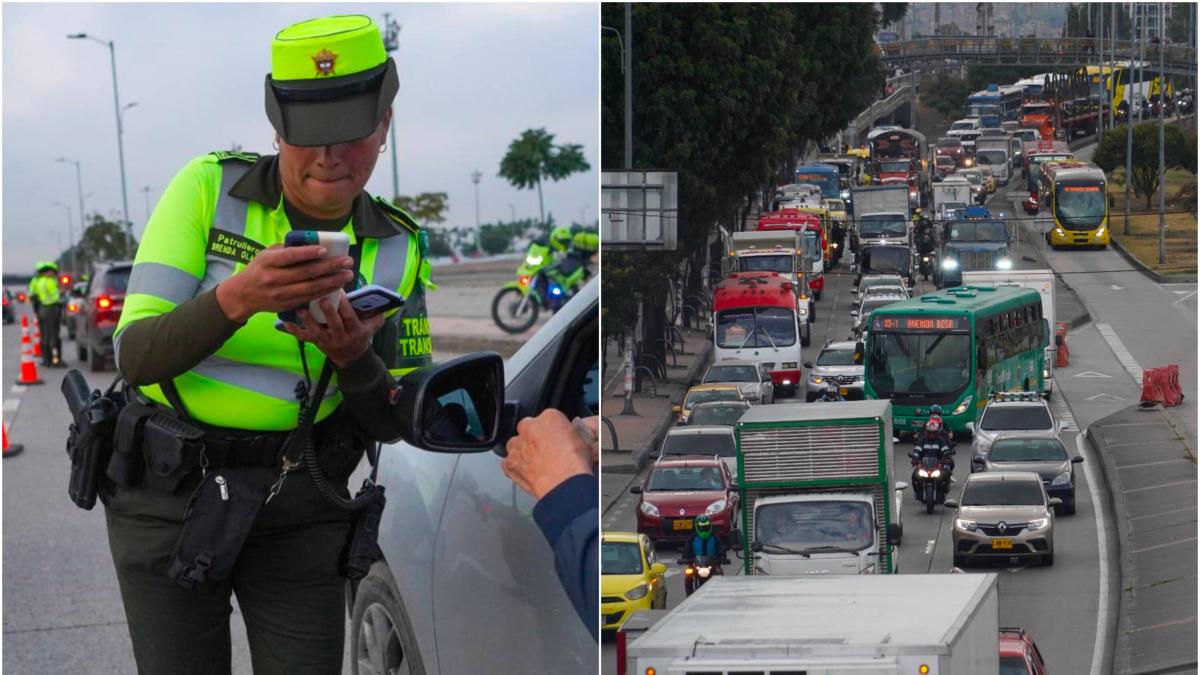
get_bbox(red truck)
[868,127,928,207]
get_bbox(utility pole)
[1099,5,1105,143]
[1157,1,1166,265]
[381,13,402,202]
[1125,7,1136,236]
[471,169,482,232]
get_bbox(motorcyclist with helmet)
[912,416,955,500]
[819,383,846,402]
[679,515,728,594]
[546,225,595,283]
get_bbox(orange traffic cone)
[2,419,23,458]
[32,317,42,357]
[15,316,43,385]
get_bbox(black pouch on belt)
[141,413,204,494]
[107,397,156,488]
[167,467,270,589]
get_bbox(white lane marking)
[1123,479,1198,494]
[924,539,935,555]
[1130,505,1198,521]
[1109,285,1124,291]
[1051,387,1078,430]
[1074,371,1113,378]
[1127,617,1200,634]
[1095,323,1144,385]
[11,385,26,395]
[1085,393,1126,403]
[1129,537,1198,555]
[1077,431,1111,675]
[1173,291,1197,305]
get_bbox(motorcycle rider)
[912,417,954,500]
[683,515,725,564]
[545,225,593,289]
[819,383,845,402]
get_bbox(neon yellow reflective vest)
[115,152,434,431]
[30,275,60,305]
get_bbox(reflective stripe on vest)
[128,159,419,431]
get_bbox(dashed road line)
[1095,323,1144,385]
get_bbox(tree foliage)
[1092,122,1195,209]
[921,72,972,119]
[392,192,449,226]
[1063,3,1134,40]
[68,213,137,271]
[880,3,908,28]
[498,128,590,230]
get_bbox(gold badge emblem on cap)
[312,49,338,77]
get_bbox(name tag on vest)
[208,229,263,265]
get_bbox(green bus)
[862,285,1047,434]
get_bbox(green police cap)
[265,15,399,147]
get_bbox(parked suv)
[947,472,1060,567]
[347,277,598,674]
[967,392,1067,470]
[804,340,864,401]
[75,261,131,371]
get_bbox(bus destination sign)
[873,315,969,333]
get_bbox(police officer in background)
[29,261,65,367]
[106,15,434,673]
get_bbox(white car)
[967,391,1068,471]
[658,425,739,480]
[702,360,775,405]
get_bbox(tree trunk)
[536,176,546,233]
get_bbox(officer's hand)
[502,409,592,500]
[282,294,386,368]
[216,244,354,323]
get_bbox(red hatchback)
[631,455,738,546]
[999,627,1047,675]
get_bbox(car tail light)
[16,292,26,302]
[97,297,112,309]
[67,303,79,313]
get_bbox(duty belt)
[199,416,335,469]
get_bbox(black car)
[75,262,132,371]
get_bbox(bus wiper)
[736,330,756,351]
[925,334,946,355]
[756,326,779,351]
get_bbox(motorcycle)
[678,554,730,596]
[910,440,953,514]
[491,241,589,334]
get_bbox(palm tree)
[498,128,590,233]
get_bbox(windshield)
[662,432,736,457]
[981,406,1052,431]
[961,479,1045,506]
[958,172,981,186]
[867,332,971,395]
[756,501,874,551]
[802,231,822,257]
[937,138,962,148]
[817,348,858,366]
[976,150,1007,166]
[704,365,758,383]
[738,254,793,274]
[793,173,839,198]
[1000,657,1031,675]
[1055,183,1106,230]
[601,542,644,575]
[942,202,967,214]
[715,307,796,349]
[826,199,845,211]
[968,104,999,118]
[1023,104,1050,116]
[949,221,1008,242]
[1015,130,1039,142]
[646,466,726,492]
[878,160,910,173]
[862,296,903,314]
[859,215,907,237]
[689,404,748,427]
[101,267,132,293]
[950,121,975,131]
[990,438,1068,462]
[684,388,740,410]
[860,247,909,275]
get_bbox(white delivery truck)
[932,176,974,221]
[773,183,825,211]
[724,229,814,340]
[625,574,1001,675]
[963,270,1056,396]
[974,136,1012,186]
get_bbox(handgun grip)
[62,369,94,419]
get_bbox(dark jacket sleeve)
[116,288,241,385]
[335,349,405,443]
[532,473,599,641]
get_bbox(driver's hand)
[502,409,592,500]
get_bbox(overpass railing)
[879,36,1196,76]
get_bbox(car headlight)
[525,254,544,266]
[841,190,850,199]
[705,498,728,516]
[1027,517,1050,531]
[1054,226,1065,235]
[624,583,650,601]
[783,362,797,369]
[955,518,978,531]
[922,256,930,262]
[1051,472,1072,486]
[1043,369,1050,379]
[639,502,660,517]
[832,242,839,249]
[996,257,1013,270]
[812,376,824,384]
[942,259,959,270]
[953,396,973,416]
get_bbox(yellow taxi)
[672,383,744,424]
[601,531,667,632]
[979,165,997,194]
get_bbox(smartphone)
[282,230,351,324]
[347,285,405,316]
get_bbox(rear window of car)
[990,438,1067,462]
[981,406,1052,431]
[661,432,735,458]
[962,479,1044,506]
[1000,656,1031,675]
[688,405,748,427]
[98,267,131,294]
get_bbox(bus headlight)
[1096,225,1107,238]
[942,259,959,270]
[996,257,1013,270]
[952,396,974,416]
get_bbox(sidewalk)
[1086,405,1197,675]
[601,327,712,513]
[431,316,528,358]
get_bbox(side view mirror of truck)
[944,498,959,509]
[887,523,902,546]
[750,540,764,553]
[894,481,908,491]
[803,362,813,369]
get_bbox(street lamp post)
[52,202,73,269]
[381,14,402,202]
[67,32,133,259]
[1157,1,1166,265]
[140,186,154,226]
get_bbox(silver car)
[852,273,905,297]
[967,392,1067,470]
[851,292,906,337]
[702,359,775,404]
[804,340,864,402]
[946,471,1060,568]
[348,278,598,674]
[975,432,1084,516]
[658,425,739,480]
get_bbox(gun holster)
[340,482,387,580]
[63,370,125,510]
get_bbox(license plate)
[673,519,693,531]
[991,538,1014,550]
[839,387,849,396]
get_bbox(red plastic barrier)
[1055,322,1069,368]
[1141,365,1185,408]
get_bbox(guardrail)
[878,36,1196,77]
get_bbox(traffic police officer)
[29,261,64,367]
[107,15,433,673]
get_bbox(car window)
[643,539,657,567]
[100,267,131,293]
[661,432,736,458]
[646,466,725,491]
[817,349,857,366]
[962,480,1045,506]
[685,389,739,409]
[1000,656,1030,675]
[704,365,757,382]
[980,406,1052,430]
[689,404,748,427]
[601,541,645,575]
[990,438,1067,462]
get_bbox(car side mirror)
[651,562,667,576]
[894,481,909,491]
[887,523,902,545]
[1071,456,1084,464]
[630,486,643,495]
[672,405,682,414]
[854,341,865,364]
[803,361,813,369]
[393,352,505,454]
[1048,497,1063,507]
[944,498,959,509]
[750,540,763,553]
[850,310,859,318]
[972,457,986,467]
[1058,420,1068,433]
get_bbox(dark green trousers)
[104,467,352,674]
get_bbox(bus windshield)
[867,332,971,395]
[968,104,999,118]
[793,172,839,198]
[716,307,796,349]
[802,231,822,258]
[738,254,793,274]
[1055,182,1106,229]
[859,215,907,237]
[948,221,1008,242]
[860,246,910,275]
[975,150,1007,166]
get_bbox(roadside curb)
[1054,271,1093,331]
[631,342,714,472]
[1109,235,1199,285]
[1085,418,1134,675]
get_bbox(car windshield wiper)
[758,542,815,557]
[798,545,863,555]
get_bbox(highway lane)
[602,190,1108,673]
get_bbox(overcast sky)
[2,2,599,275]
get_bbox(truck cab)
[750,493,896,576]
[935,206,1014,289]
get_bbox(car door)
[640,535,666,608]
[432,281,598,673]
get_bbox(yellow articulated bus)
[1038,160,1109,249]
